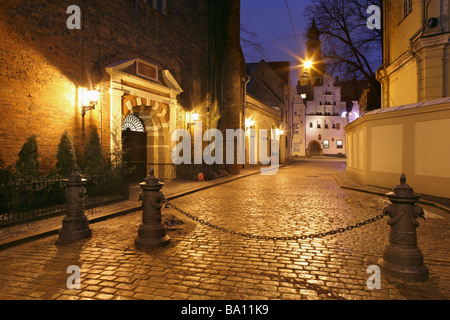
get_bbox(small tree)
[83,125,104,176]
[55,131,77,178]
[15,135,40,181]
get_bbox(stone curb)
[332,173,450,214]
[0,165,286,251]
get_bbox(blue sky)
[240,0,312,87]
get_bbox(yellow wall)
[379,0,450,108]
[245,95,283,165]
[370,124,403,173]
[415,119,450,178]
[389,60,418,107]
[387,0,423,63]
[345,100,450,198]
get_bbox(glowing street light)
[245,118,255,129]
[303,60,313,69]
[191,112,199,122]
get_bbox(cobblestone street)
[0,159,449,302]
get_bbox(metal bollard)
[378,173,429,282]
[135,168,170,249]
[58,165,92,244]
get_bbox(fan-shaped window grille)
[122,114,145,132]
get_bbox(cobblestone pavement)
[0,159,449,301]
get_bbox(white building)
[291,93,306,157]
[305,74,347,156]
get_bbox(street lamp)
[303,60,313,69]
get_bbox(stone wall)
[345,98,450,198]
[0,0,212,173]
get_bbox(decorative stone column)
[58,166,92,244]
[135,168,170,249]
[378,173,429,282]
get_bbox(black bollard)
[378,173,429,282]
[135,168,170,249]
[58,165,92,244]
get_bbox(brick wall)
[0,0,211,174]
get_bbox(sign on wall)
[136,60,158,81]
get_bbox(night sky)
[241,0,311,87]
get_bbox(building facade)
[377,0,450,108]
[346,0,450,198]
[244,94,283,166]
[0,0,245,181]
[291,93,306,157]
[245,60,293,163]
[304,75,347,156]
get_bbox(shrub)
[83,125,104,176]
[55,131,77,178]
[15,135,39,181]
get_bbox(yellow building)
[378,0,450,107]
[244,94,285,165]
[345,0,450,198]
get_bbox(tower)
[299,18,326,88]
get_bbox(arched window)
[122,114,145,132]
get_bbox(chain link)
[163,200,388,241]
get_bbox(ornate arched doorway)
[308,140,322,156]
[122,113,147,184]
[122,95,173,181]
[106,58,183,181]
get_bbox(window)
[403,0,412,19]
[122,114,145,132]
[337,140,343,149]
[145,0,166,15]
[310,122,313,128]
[323,140,329,149]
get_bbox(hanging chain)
[163,200,388,241]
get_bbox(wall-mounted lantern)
[276,129,285,138]
[187,111,199,129]
[80,89,100,116]
[245,118,255,130]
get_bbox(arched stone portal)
[307,140,322,156]
[106,58,183,181]
[122,95,172,181]
[122,114,147,183]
